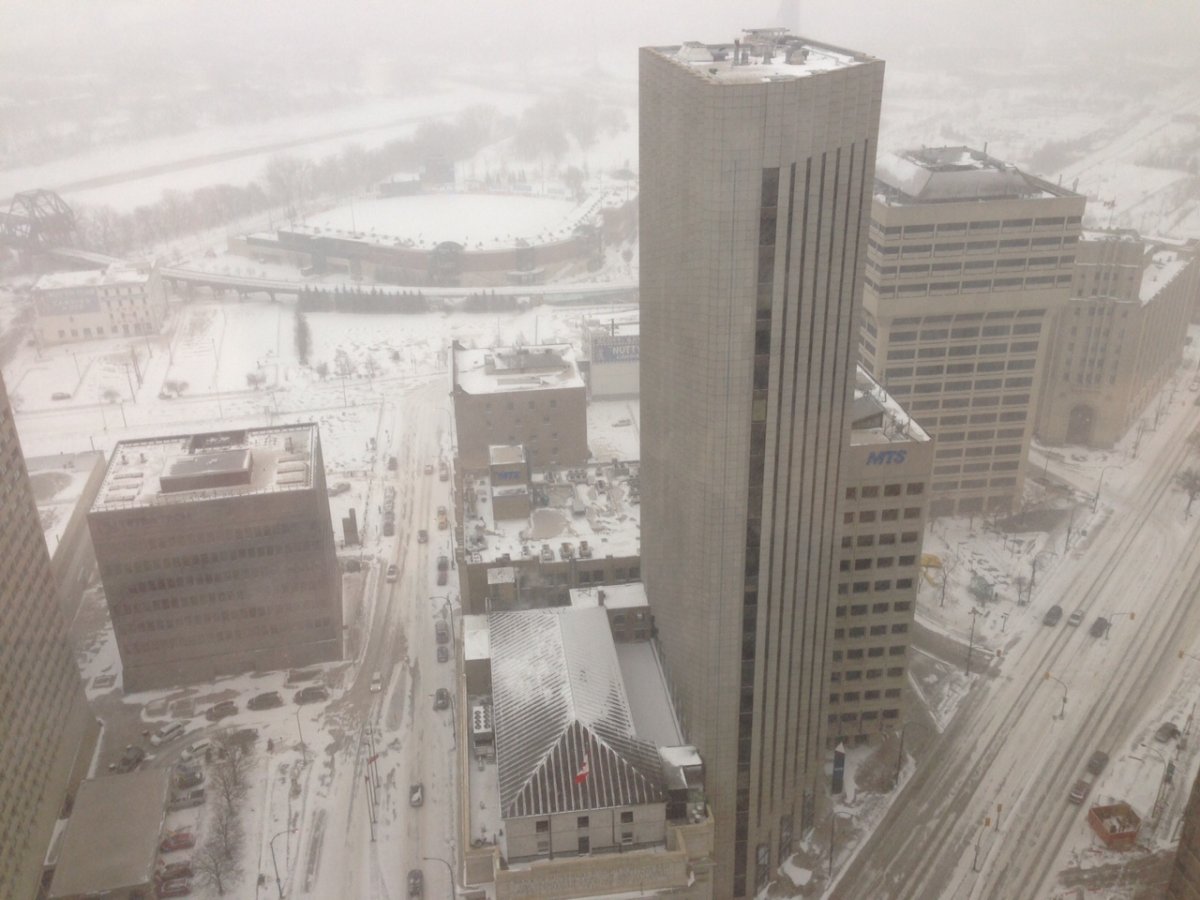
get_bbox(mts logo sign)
[866,450,907,465]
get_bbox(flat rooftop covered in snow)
[462,460,641,567]
[570,582,648,610]
[48,769,170,898]
[874,146,1078,205]
[1140,248,1193,304]
[851,365,930,447]
[92,424,321,511]
[26,450,105,553]
[453,342,584,396]
[647,29,873,84]
[34,264,151,292]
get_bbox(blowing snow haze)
[4,2,1200,900]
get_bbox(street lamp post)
[965,608,981,675]
[295,708,307,764]
[269,829,292,899]
[1093,464,1119,512]
[422,855,455,900]
[1044,672,1068,719]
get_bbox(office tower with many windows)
[859,147,1085,515]
[640,30,884,897]
[0,371,96,899]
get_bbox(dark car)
[434,688,450,710]
[167,789,206,811]
[157,878,192,898]
[1086,750,1109,775]
[248,691,283,711]
[437,645,449,664]
[1068,778,1091,805]
[157,861,194,881]
[205,700,238,722]
[1155,722,1181,743]
[435,621,450,645]
[1090,617,1109,638]
[160,830,196,852]
[174,767,204,790]
[388,456,398,471]
[1042,605,1063,626]
[418,529,429,543]
[437,569,448,586]
[437,555,449,572]
[114,744,146,774]
[294,685,329,705]
[408,869,423,897]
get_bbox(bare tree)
[362,355,380,381]
[246,371,266,390]
[101,387,120,404]
[314,361,329,380]
[334,349,355,378]
[209,735,255,810]
[193,838,240,896]
[208,799,243,864]
[293,311,312,367]
[162,379,189,397]
[1177,468,1200,518]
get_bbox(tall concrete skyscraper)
[0,371,96,899]
[640,30,884,897]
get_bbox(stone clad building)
[451,342,589,471]
[88,425,342,690]
[33,264,166,346]
[1168,767,1200,900]
[639,30,884,897]
[1035,232,1200,447]
[0,372,97,900]
[859,146,1085,516]
[830,368,932,745]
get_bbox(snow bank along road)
[831,398,1200,899]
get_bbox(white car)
[386,564,398,583]
[370,671,383,693]
[150,722,185,747]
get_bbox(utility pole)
[966,608,981,675]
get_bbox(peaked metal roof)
[490,607,665,818]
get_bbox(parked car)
[51,391,71,401]
[1068,777,1092,805]
[327,482,351,496]
[424,463,434,475]
[1090,617,1110,638]
[439,466,449,483]
[174,767,205,790]
[157,861,193,881]
[437,506,448,529]
[248,691,283,711]
[370,671,383,693]
[294,685,329,705]
[1042,605,1063,626]
[437,555,449,572]
[437,645,449,664]
[167,789,206,811]
[434,688,450,710]
[157,877,192,897]
[386,564,398,583]
[114,744,145,774]
[435,621,449,645]
[205,700,238,722]
[1156,722,1182,743]
[160,830,196,852]
[437,569,448,586]
[150,722,186,747]
[1086,750,1110,776]
[408,868,423,897]
[383,520,395,537]
[417,529,429,543]
[1067,609,1085,627]
[387,456,398,471]
[409,783,424,807]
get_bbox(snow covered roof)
[875,147,1071,205]
[92,424,320,510]
[34,263,151,292]
[48,770,169,897]
[461,460,641,567]
[453,342,584,396]
[852,366,930,446]
[1139,248,1193,304]
[570,583,648,610]
[490,607,665,818]
[648,31,872,84]
[464,614,491,660]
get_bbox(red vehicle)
[159,830,195,853]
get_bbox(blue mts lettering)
[866,450,907,465]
